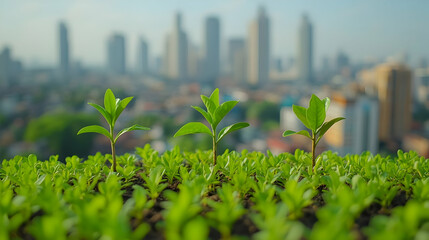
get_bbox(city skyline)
[1,1,428,68]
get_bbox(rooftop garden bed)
[1,145,428,240]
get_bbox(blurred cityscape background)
[1,1,429,160]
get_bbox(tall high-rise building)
[203,16,220,85]
[165,13,188,81]
[0,47,22,86]
[325,94,379,155]
[137,37,149,75]
[336,51,349,72]
[0,47,11,86]
[415,68,429,105]
[188,42,200,81]
[59,22,69,75]
[376,63,412,142]
[154,56,163,75]
[297,14,313,84]
[228,38,246,83]
[247,6,270,86]
[228,39,245,69]
[107,33,126,74]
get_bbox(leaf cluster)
[77,89,149,144]
[174,88,249,144]
[283,94,344,145]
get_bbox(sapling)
[283,94,344,169]
[174,88,249,165]
[77,89,150,172]
[140,166,168,200]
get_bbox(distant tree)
[131,114,179,138]
[62,91,86,110]
[413,103,429,123]
[25,112,99,158]
[0,113,6,127]
[131,115,160,127]
[246,101,280,130]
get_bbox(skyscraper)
[137,37,149,75]
[107,33,126,74]
[376,63,412,143]
[188,42,200,81]
[165,13,188,81]
[228,38,246,83]
[415,68,429,105]
[336,51,350,72]
[247,6,270,86]
[0,47,11,86]
[203,16,220,85]
[59,22,69,75]
[298,14,313,84]
[228,39,245,68]
[324,94,379,155]
[0,47,22,86]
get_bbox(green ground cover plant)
[174,88,249,165]
[77,89,150,172]
[1,146,428,240]
[283,94,345,169]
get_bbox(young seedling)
[283,94,344,169]
[77,89,150,172]
[174,88,249,165]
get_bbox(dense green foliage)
[246,100,280,130]
[1,146,428,240]
[24,112,99,158]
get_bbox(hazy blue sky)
[1,0,428,68]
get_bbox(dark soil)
[299,205,319,229]
[297,186,326,229]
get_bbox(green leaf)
[292,105,311,129]
[282,130,311,139]
[306,94,326,131]
[35,174,46,185]
[201,95,217,116]
[114,96,133,122]
[104,89,117,116]
[297,130,312,139]
[322,97,330,112]
[77,125,112,140]
[88,102,112,125]
[213,100,238,128]
[316,117,345,144]
[114,124,150,143]
[192,106,213,124]
[217,122,249,143]
[174,122,212,137]
[209,88,220,107]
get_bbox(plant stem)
[110,125,116,172]
[213,135,217,165]
[311,132,316,169]
[111,141,117,172]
